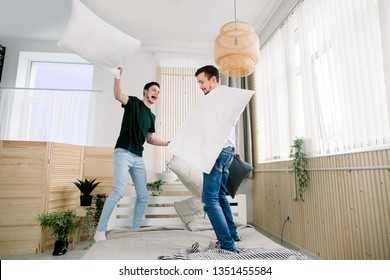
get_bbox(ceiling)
[0,0,295,52]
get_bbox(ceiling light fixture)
[214,0,260,77]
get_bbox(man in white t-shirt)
[194,65,240,253]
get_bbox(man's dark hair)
[144,81,160,91]
[195,65,219,83]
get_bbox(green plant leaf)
[290,138,309,201]
[146,180,163,196]
[73,178,101,196]
[37,209,81,242]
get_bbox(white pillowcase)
[167,155,203,196]
[57,0,141,78]
[168,85,255,174]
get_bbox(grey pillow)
[174,196,213,231]
[226,155,253,198]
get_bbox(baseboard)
[250,223,322,260]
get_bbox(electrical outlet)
[284,215,292,222]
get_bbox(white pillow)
[57,0,141,78]
[167,155,203,196]
[174,196,212,231]
[174,196,244,231]
[168,86,255,174]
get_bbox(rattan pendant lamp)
[214,0,260,77]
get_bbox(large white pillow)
[168,85,255,174]
[57,0,141,78]
[167,155,203,196]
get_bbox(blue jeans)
[97,148,148,231]
[202,146,238,252]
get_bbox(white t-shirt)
[224,127,236,148]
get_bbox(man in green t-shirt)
[94,68,170,241]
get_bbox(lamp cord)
[234,0,238,43]
[234,0,237,21]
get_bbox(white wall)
[92,47,160,176]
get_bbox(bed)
[81,194,309,260]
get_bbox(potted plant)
[37,209,81,255]
[146,179,163,196]
[82,193,107,242]
[93,193,107,227]
[290,138,309,201]
[82,207,96,242]
[73,178,101,206]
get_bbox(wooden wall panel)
[83,146,114,195]
[0,140,49,256]
[253,149,390,260]
[41,142,84,252]
[46,143,83,212]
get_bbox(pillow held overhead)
[57,0,141,78]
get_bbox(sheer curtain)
[0,88,97,146]
[221,75,255,167]
[255,0,389,162]
[255,18,298,161]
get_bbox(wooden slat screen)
[0,141,49,255]
[83,146,114,196]
[42,142,83,251]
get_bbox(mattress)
[81,225,309,260]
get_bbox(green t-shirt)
[114,96,156,157]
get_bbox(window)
[0,52,96,145]
[255,0,389,163]
[15,52,93,88]
[29,61,93,90]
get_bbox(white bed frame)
[107,194,247,230]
